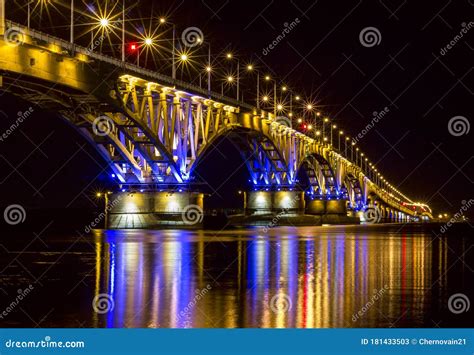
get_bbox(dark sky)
[1,0,473,217]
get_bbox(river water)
[0,224,472,328]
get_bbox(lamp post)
[331,124,336,147]
[245,64,258,108]
[27,1,30,29]
[265,75,277,117]
[121,0,125,61]
[323,117,329,144]
[159,18,176,79]
[225,53,240,101]
[338,131,343,151]
[195,38,211,96]
[70,0,74,43]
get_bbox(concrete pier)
[245,190,305,214]
[306,198,358,225]
[105,191,204,229]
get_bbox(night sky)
[0,0,473,218]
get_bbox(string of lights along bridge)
[0,0,432,228]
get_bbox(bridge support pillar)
[245,190,305,215]
[305,198,347,215]
[305,198,357,224]
[105,190,204,229]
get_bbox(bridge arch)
[341,172,365,211]
[296,153,339,197]
[188,127,290,187]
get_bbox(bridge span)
[0,15,432,228]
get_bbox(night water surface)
[0,224,472,328]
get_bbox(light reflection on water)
[90,226,447,328]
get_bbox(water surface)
[0,224,472,328]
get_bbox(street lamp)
[158,17,177,79]
[99,17,109,27]
[338,130,343,151]
[330,124,337,146]
[265,75,277,116]
[323,117,329,142]
[226,53,240,101]
[144,37,153,46]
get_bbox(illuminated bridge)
[0,10,432,228]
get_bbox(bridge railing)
[5,20,253,111]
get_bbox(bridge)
[0,7,432,228]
